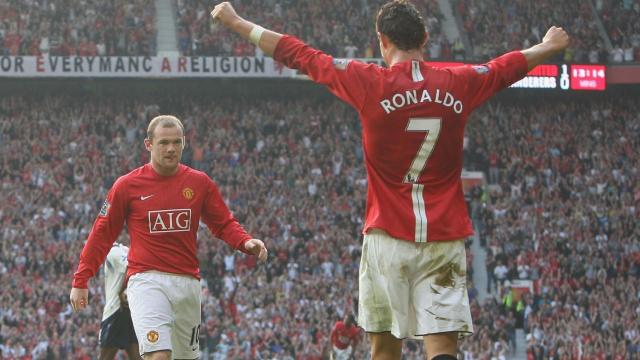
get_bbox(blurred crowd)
[0,91,637,359]
[174,0,453,60]
[453,0,606,62]
[0,95,368,359]
[462,97,640,359]
[2,0,640,63]
[0,0,156,56]
[597,0,640,62]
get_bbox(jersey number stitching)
[403,118,442,183]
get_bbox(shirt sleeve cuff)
[237,237,252,255]
[510,50,529,78]
[273,35,299,65]
[72,277,88,289]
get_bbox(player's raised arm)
[451,26,569,111]
[210,2,282,57]
[211,1,373,110]
[521,26,570,71]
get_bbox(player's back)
[272,35,528,243]
[359,60,474,243]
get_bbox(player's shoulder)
[441,62,490,79]
[117,164,148,183]
[181,164,215,185]
[345,59,384,76]
[108,165,144,192]
[419,61,466,76]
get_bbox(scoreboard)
[350,60,608,91]
[569,65,606,90]
[510,64,606,91]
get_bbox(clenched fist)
[211,2,241,28]
[542,26,570,53]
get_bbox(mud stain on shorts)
[433,262,464,288]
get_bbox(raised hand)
[542,26,570,53]
[210,2,240,28]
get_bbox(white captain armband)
[249,26,265,46]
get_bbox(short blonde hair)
[147,115,184,140]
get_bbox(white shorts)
[332,345,352,360]
[358,230,473,339]
[127,271,201,359]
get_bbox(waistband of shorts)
[140,270,197,280]
[366,228,466,244]
[367,228,390,237]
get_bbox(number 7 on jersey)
[404,118,442,183]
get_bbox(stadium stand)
[0,0,157,56]
[462,98,640,360]
[597,0,640,62]
[174,0,452,59]
[3,0,638,63]
[452,0,608,62]
[0,91,637,359]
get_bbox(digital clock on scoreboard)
[570,64,606,90]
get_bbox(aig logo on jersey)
[148,209,192,233]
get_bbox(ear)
[378,32,390,50]
[182,136,186,149]
[144,138,152,151]
[422,31,429,48]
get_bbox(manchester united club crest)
[182,187,194,200]
[147,330,159,343]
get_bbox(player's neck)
[387,49,424,67]
[150,161,180,177]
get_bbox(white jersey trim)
[411,184,427,242]
[412,60,424,82]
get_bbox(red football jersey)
[274,36,528,242]
[330,321,360,349]
[72,163,252,288]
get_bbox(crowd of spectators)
[3,0,639,64]
[462,97,640,359]
[597,0,640,62]
[453,0,607,63]
[1,0,639,66]
[174,0,457,60]
[0,91,638,359]
[0,0,157,56]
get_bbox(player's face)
[147,126,184,174]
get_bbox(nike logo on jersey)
[140,195,154,201]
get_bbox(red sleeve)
[72,177,128,288]
[351,327,362,345]
[330,323,340,345]
[452,51,528,110]
[202,178,252,254]
[273,35,376,111]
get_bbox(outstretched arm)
[521,26,569,71]
[211,2,282,57]
[211,1,374,110]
